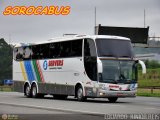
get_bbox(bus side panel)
[13,60,26,92]
[37,83,75,95]
[13,57,92,96]
[37,57,87,95]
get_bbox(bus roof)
[14,35,130,47]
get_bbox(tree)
[0,38,12,85]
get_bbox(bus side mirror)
[97,59,103,73]
[138,60,146,74]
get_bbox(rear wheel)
[108,97,118,103]
[24,84,31,98]
[77,86,87,102]
[31,84,44,98]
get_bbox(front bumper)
[97,89,136,98]
[85,87,136,98]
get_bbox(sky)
[0,0,160,43]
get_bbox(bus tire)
[77,86,87,102]
[24,84,31,98]
[31,84,44,98]
[31,84,38,98]
[108,97,118,103]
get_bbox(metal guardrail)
[139,86,160,94]
[0,85,13,91]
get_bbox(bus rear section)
[13,35,146,102]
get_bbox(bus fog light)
[100,92,105,96]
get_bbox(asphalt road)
[0,92,160,120]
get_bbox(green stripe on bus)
[32,60,41,82]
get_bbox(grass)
[137,68,160,97]
[138,68,160,87]
[138,79,160,88]
[137,88,160,97]
[0,85,13,92]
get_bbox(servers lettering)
[49,60,64,67]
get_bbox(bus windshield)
[96,39,134,58]
[99,60,137,84]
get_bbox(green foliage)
[138,60,160,70]
[145,60,160,69]
[137,88,160,97]
[0,85,13,92]
[0,38,12,85]
[138,68,160,87]
[137,61,160,97]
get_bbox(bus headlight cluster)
[99,84,107,90]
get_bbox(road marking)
[102,104,126,108]
[0,102,104,115]
[148,102,160,105]
[144,107,160,111]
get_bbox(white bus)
[13,35,146,102]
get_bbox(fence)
[139,86,160,94]
[0,85,13,91]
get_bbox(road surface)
[0,92,159,120]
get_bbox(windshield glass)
[99,60,137,84]
[96,39,134,58]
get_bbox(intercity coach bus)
[13,35,146,102]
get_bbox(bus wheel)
[24,84,31,98]
[77,86,87,102]
[31,84,42,98]
[108,97,118,103]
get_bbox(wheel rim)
[77,88,83,99]
[32,86,37,97]
[25,86,30,96]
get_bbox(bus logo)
[48,60,63,66]
[43,60,48,70]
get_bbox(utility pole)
[95,7,97,27]
[94,7,97,34]
[144,9,146,28]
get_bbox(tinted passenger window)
[23,46,32,60]
[71,40,82,57]
[59,41,72,58]
[14,47,24,61]
[32,45,40,59]
[49,42,61,58]
[39,44,50,59]
[14,39,83,61]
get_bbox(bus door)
[84,39,97,82]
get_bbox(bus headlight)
[99,84,107,90]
